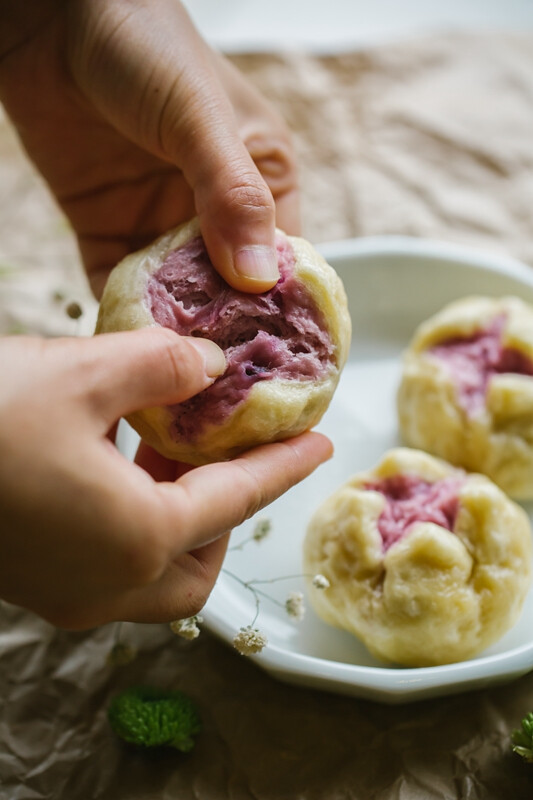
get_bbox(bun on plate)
[397,296,533,499]
[303,448,532,666]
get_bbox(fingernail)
[187,337,226,378]
[234,245,280,281]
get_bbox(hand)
[0,0,299,298]
[0,330,332,629]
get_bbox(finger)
[207,50,302,237]
[134,440,193,482]
[71,1,280,292]
[271,186,301,237]
[113,534,230,623]
[106,420,119,444]
[168,81,280,292]
[150,11,280,291]
[83,327,225,426]
[60,431,330,624]
[156,432,333,553]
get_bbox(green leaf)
[511,712,533,763]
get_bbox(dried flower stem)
[221,567,330,628]
[243,573,319,586]
[228,517,272,551]
[227,535,260,553]
[222,568,286,626]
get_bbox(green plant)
[108,686,201,752]
[511,712,533,763]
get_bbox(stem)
[246,573,314,586]
[227,534,257,552]
[222,568,286,626]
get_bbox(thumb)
[192,142,281,294]
[159,36,280,291]
[70,1,280,292]
[84,328,226,426]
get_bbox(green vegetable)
[108,686,201,752]
[511,712,533,763]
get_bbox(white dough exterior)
[96,218,351,464]
[397,296,533,499]
[303,448,532,667]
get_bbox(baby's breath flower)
[170,615,203,640]
[232,626,268,656]
[312,573,330,590]
[107,642,137,666]
[252,517,272,543]
[285,591,305,621]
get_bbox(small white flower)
[252,517,272,543]
[312,573,330,590]
[232,626,268,655]
[285,591,305,621]
[170,615,203,640]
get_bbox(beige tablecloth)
[2,31,533,800]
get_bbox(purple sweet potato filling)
[146,235,335,441]
[428,315,533,415]
[364,474,463,552]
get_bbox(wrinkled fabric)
[2,31,533,800]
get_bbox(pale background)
[182,0,533,52]
[4,4,533,799]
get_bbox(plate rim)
[203,602,533,696]
[201,234,533,701]
[317,234,533,286]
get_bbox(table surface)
[2,27,533,800]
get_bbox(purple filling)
[364,474,463,552]
[429,316,533,415]
[147,235,335,441]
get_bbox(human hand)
[0,0,299,298]
[0,330,332,629]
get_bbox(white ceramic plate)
[199,236,533,704]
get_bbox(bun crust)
[96,219,351,464]
[398,296,533,499]
[303,448,532,666]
